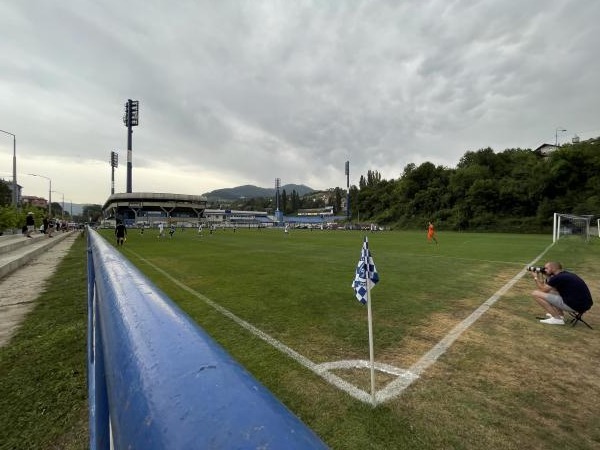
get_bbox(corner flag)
[352,236,379,304]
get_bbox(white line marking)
[376,243,554,403]
[127,243,553,406]
[129,251,373,403]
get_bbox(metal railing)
[87,228,328,449]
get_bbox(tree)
[366,170,382,187]
[290,190,300,213]
[83,204,103,223]
[349,185,359,219]
[0,205,18,232]
[0,179,11,206]
[51,202,63,218]
[334,188,343,213]
[280,189,288,213]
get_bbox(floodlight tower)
[110,151,118,195]
[275,178,283,224]
[345,161,350,221]
[123,99,139,193]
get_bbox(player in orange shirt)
[427,221,438,244]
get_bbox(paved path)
[0,233,79,348]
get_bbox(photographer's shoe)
[545,313,564,320]
[540,317,565,325]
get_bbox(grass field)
[0,234,88,450]
[2,228,599,449]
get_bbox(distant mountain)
[51,202,84,216]
[70,203,84,216]
[203,184,314,201]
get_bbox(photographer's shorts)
[545,293,576,313]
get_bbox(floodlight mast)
[275,178,283,225]
[110,151,119,195]
[123,99,139,193]
[275,178,281,212]
[345,161,350,221]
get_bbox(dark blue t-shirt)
[547,271,593,312]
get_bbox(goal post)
[553,213,594,243]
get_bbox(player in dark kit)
[115,221,127,246]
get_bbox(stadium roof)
[102,192,208,210]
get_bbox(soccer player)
[427,221,438,244]
[115,220,127,246]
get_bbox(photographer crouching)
[530,262,593,325]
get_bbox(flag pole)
[352,235,379,407]
[366,278,376,406]
[364,237,376,406]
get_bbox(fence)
[86,228,328,449]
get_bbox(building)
[2,180,22,205]
[101,192,348,229]
[22,195,48,209]
[534,143,559,156]
[102,192,208,227]
[202,209,271,227]
[297,206,334,217]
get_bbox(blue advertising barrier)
[87,228,328,449]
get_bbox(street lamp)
[0,129,17,208]
[28,173,51,216]
[555,128,567,147]
[52,190,65,219]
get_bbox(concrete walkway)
[0,231,79,347]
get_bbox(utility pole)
[555,128,566,147]
[0,129,17,207]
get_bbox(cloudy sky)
[1,0,598,205]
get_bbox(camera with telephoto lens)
[527,266,546,274]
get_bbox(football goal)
[552,213,594,243]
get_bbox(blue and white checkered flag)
[352,236,379,304]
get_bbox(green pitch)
[3,229,598,450]
[105,227,580,375]
[102,228,600,450]
[103,228,600,449]
[107,228,549,360]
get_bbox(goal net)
[553,213,594,243]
